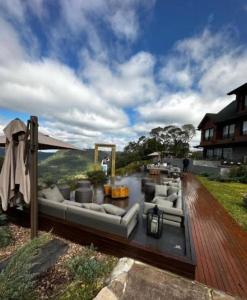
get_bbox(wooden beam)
[94,144,99,166]
[30,116,38,239]
[111,145,116,178]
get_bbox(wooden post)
[30,116,38,239]
[94,145,99,170]
[111,145,116,178]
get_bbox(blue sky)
[0,0,247,149]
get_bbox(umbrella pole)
[30,116,38,239]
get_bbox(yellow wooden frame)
[94,143,116,177]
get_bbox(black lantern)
[147,205,163,238]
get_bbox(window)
[214,148,222,159]
[204,128,214,141]
[223,124,235,139]
[206,149,213,158]
[243,120,247,135]
[223,148,233,160]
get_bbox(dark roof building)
[197,82,247,162]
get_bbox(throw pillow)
[166,193,177,202]
[82,203,105,213]
[167,186,179,196]
[155,185,168,197]
[102,204,126,216]
[40,185,64,203]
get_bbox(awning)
[0,131,79,150]
[147,152,161,157]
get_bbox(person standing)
[101,156,110,176]
[183,157,190,172]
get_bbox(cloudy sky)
[0,0,247,149]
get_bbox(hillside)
[38,149,108,183]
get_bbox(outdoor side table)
[75,187,93,203]
[141,178,153,189]
[144,182,155,202]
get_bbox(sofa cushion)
[63,200,83,207]
[102,204,126,216]
[166,193,177,202]
[155,185,168,197]
[168,182,180,187]
[155,199,173,208]
[39,185,64,203]
[82,203,105,213]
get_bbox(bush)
[0,233,51,300]
[61,245,117,300]
[86,170,107,184]
[116,161,144,176]
[0,226,12,248]
[66,245,115,284]
[229,166,247,183]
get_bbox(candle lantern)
[147,205,163,238]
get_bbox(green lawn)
[197,176,247,231]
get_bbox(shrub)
[200,172,209,177]
[229,166,247,183]
[61,245,117,300]
[66,245,115,284]
[116,161,144,176]
[0,212,8,226]
[0,233,51,300]
[86,170,107,185]
[0,226,12,248]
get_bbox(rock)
[94,286,118,300]
[95,258,238,300]
[212,290,237,300]
[108,257,134,282]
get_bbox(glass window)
[229,124,235,136]
[214,148,222,159]
[204,128,214,141]
[223,148,233,160]
[243,120,247,135]
[223,124,235,139]
[207,149,213,158]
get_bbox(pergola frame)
[94,143,116,177]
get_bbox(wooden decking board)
[184,174,247,298]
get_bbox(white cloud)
[82,51,158,107]
[0,3,247,150]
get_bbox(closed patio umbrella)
[0,117,80,238]
[0,119,30,211]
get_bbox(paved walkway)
[184,174,247,298]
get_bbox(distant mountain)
[0,148,54,161]
[38,149,108,183]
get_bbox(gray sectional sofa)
[143,179,184,227]
[38,197,140,238]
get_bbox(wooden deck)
[184,174,247,298]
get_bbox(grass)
[0,233,51,300]
[197,176,247,231]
